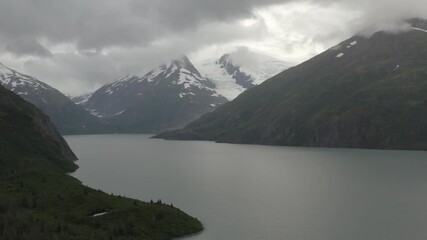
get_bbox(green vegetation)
[0,86,202,239]
[0,155,202,240]
[157,30,427,150]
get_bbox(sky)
[0,0,426,95]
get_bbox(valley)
[1,3,427,238]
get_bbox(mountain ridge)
[0,63,118,135]
[155,27,427,150]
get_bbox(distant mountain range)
[156,20,427,150]
[70,50,287,133]
[0,50,287,135]
[0,63,116,134]
[79,56,228,133]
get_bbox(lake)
[66,134,427,240]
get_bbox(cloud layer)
[0,0,426,94]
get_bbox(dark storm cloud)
[0,0,288,56]
[5,38,53,58]
[1,0,426,57]
[128,0,284,29]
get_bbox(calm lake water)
[66,134,427,240]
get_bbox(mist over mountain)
[196,48,289,100]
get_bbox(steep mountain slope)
[0,84,77,170]
[0,63,117,134]
[196,50,288,99]
[0,84,202,239]
[157,27,427,150]
[83,56,227,133]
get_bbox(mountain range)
[2,50,286,135]
[70,51,287,133]
[156,22,427,150]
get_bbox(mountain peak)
[105,55,210,94]
[165,55,202,78]
[82,56,227,131]
[111,55,202,88]
[217,54,232,66]
[196,49,288,100]
[170,55,191,67]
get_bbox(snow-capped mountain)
[82,55,227,133]
[0,63,117,134]
[196,49,289,100]
[0,63,55,102]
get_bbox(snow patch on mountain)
[233,55,289,85]
[336,53,345,58]
[0,63,52,96]
[197,59,246,100]
[176,68,211,91]
[105,88,114,95]
[412,27,427,33]
[113,110,126,116]
[70,93,92,105]
[89,109,104,118]
[195,49,289,100]
[331,39,362,60]
[179,92,196,98]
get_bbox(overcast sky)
[1,0,426,95]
